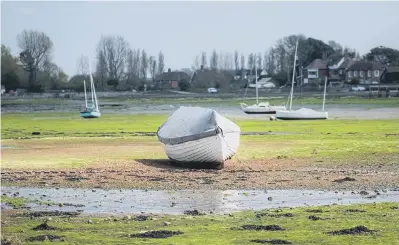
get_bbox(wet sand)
[2,155,399,191]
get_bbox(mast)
[83,80,88,108]
[255,53,258,105]
[322,76,327,111]
[289,40,299,111]
[88,62,99,110]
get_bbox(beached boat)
[240,102,286,114]
[157,106,240,169]
[240,54,286,114]
[80,64,101,119]
[276,41,328,120]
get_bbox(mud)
[129,230,184,239]
[305,209,323,213]
[33,222,56,230]
[27,235,64,242]
[327,225,374,235]
[342,209,366,213]
[183,209,205,216]
[333,177,356,183]
[308,215,326,221]
[2,98,399,120]
[251,239,292,244]
[240,225,284,231]
[0,238,12,245]
[19,210,81,217]
[134,215,149,221]
[256,213,294,218]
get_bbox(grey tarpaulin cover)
[157,106,240,145]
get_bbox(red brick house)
[346,62,385,84]
[155,69,190,90]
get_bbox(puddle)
[0,145,16,149]
[2,187,398,215]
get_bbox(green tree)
[179,79,190,91]
[366,46,399,66]
[2,71,20,92]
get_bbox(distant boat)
[80,64,101,119]
[240,54,286,114]
[276,41,328,120]
[240,102,286,114]
[157,106,240,169]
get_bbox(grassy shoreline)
[1,201,399,245]
[2,95,399,106]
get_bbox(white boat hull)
[163,131,240,164]
[240,103,286,114]
[276,108,328,120]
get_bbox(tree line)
[2,30,399,93]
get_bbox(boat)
[240,54,286,114]
[80,64,101,119]
[157,106,240,169]
[240,102,286,114]
[276,41,328,120]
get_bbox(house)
[155,68,190,90]
[346,61,385,84]
[328,57,356,86]
[234,68,268,81]
[380,66,399,84]
[305,56,357,85]
[305,59,329,81]
[190,66,230,88]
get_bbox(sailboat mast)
[255,53,258,105]
[88,62,99,111]
[322,76,327,111]
[289,40,299,111]
[83,80,88,108]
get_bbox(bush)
[179,79,190,91]
[350,78,360,84]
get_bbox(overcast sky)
[2,1,399,76]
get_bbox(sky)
[2,1,399,77]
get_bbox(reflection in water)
[2,187,398,215]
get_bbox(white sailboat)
[240,54,286,114]
[80,63,101,119]
[157,106,240,169]
[276,41,328,120]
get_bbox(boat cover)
[157,106,240,145]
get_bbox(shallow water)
[0,145,16,149]
[2,187,398,215]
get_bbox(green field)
[1,201,399,245]
[2,113,398,169]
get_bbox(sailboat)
[80,64,101,119]
[275,41,328,120]
[240,54,286,114]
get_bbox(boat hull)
[276,109,328,120]
[162,131,240,166]
[240,103,286,114]
[80,111,101,118]
[243,110,277,114]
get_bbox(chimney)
[168,68,171,73]
[200,65,204,71]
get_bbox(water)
[0,145,16,149]
[2,187,398,215]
